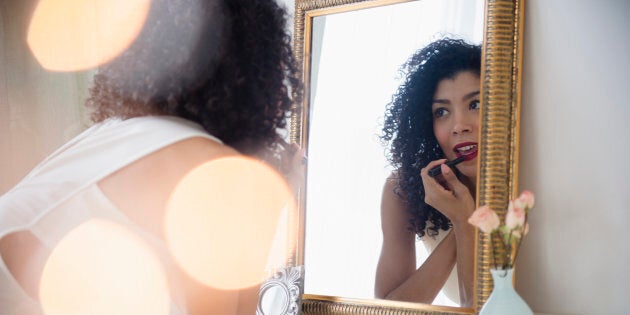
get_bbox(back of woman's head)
[381,38,481,237]
[87,0,301,156]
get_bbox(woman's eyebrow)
[432,90,480,105]
[432,99,450,105]
[463,90,481,100]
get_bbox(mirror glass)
[259,285,289,314]
[303,0,484,307]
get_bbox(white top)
[0,116,222,315]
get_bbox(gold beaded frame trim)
[291,0,525,314]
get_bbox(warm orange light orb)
[27,0,150,71]
[39,219,170,315]
[165,157,296,290]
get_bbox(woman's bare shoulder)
[380,171,412,226]
[382,171,404,204]
[97,136,242,235]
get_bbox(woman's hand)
[420,159,475,225]
[421,159,476,306]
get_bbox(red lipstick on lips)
[453,142,478,161]
[428,142,479,177]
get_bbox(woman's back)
[0,116,255,315]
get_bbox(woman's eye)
[433,107,449,118]
[469,100,480,110]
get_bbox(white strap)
[0,116,221,236]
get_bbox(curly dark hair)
[86,0,301,157]
[381,38,481,238]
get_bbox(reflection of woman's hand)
[420,159,475,226]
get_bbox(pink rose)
[506,200,526,229]
[517,190,535,209]
[468,205,500,233]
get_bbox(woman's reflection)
[375,38,481,307]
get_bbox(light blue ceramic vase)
[479,268,534,315]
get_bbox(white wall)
[516,1,630,314]
[0,1,92,194]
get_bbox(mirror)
[291,0,525,314]
[257,266,304,315]
[304,0,483,307]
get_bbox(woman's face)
[431,71,480,181]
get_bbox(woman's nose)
[452,113,473,134]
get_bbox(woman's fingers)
[420,159,474,222]
[435,163,475,224]
[421,159,453,190]
[420,159,447,179]
[439,164,468,196]
[420,159,451,206]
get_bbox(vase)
[479,268,534,315]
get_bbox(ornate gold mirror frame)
[290,0,524,314]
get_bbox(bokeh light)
[165,156,296,290]
[27,0,150,71]
[39,219,170,315]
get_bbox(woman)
[375,38,481,307]
[0,0,302,314]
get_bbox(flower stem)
[512,211,529,265]
[502,229,513,269]
[491,231,498,269]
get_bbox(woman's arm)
[0,231,50,300]
[374,174,457,303]
[420,162,476,307]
